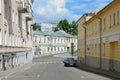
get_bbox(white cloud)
[33,0,112,23]
[33,0,80,23]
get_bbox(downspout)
[84,27,87,65]
[82,24,86,65]
[97,17,102,69]
[99,18,102,69]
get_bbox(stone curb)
[76,62,120,79]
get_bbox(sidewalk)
[0,63,35,80]
[76,62,120,79]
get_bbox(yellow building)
[77,12,96,64]
[77,0,120,72]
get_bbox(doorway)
[109,41,118,71]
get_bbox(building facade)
[33,30,77,56]
[0,0,34,70]
[41,23,57,32]
[77,12,97,63]
[77,0,120,72]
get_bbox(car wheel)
[64,64,67,67]
[73,64,76,67]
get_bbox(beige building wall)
[77,13,97,64]
[77,0,120,72]
[0,0,34,70]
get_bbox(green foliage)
[33,23,41,31]
[52,26,59,32]
[53,19,78,35]
[69,21,78,35]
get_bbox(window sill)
[110,24,119,28]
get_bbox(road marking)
[39,61,63,64]
[81,76,85,78]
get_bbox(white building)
[41,23,57,32]
[0,0,34,71]
[33,30,77,56]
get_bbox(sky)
[33,0,113,24]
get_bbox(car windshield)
[66,58,74,61]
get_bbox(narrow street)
[3,53,116,80]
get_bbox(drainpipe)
[82,25,87,64]
[97,17,102,69]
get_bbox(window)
[103,18,106,30]
[95,23,97,33]
[15,13,17,25]
[12,10,15,22]
[12,34,14,46]
[110,15,112,27]
[48,47,49,52]
[9,7,11,21]
[117,11,119,25]
[103,43,106,56]
[113,13,116,26]
[51,47,53,52]
[44,38,45,43]
[5,31,7,45]
[9,33,12,46]
[98,43,100,54]
[0,0,1,13]
[0,29,2,45]
[95,44,97,54]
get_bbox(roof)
[84,0,116,25]
[33,30,77,38]
[76,9,100,24]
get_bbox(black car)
[63,58,76,67]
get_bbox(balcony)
[18,1,28,13]
[26,13,32,21]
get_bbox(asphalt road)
[4,53,116,80]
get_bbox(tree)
[69,21,78,35]
[53,27,59,32]
[53,19,78,35]
[57,19,69,32]
[33,23,41,31]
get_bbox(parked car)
[63,58,76,67]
